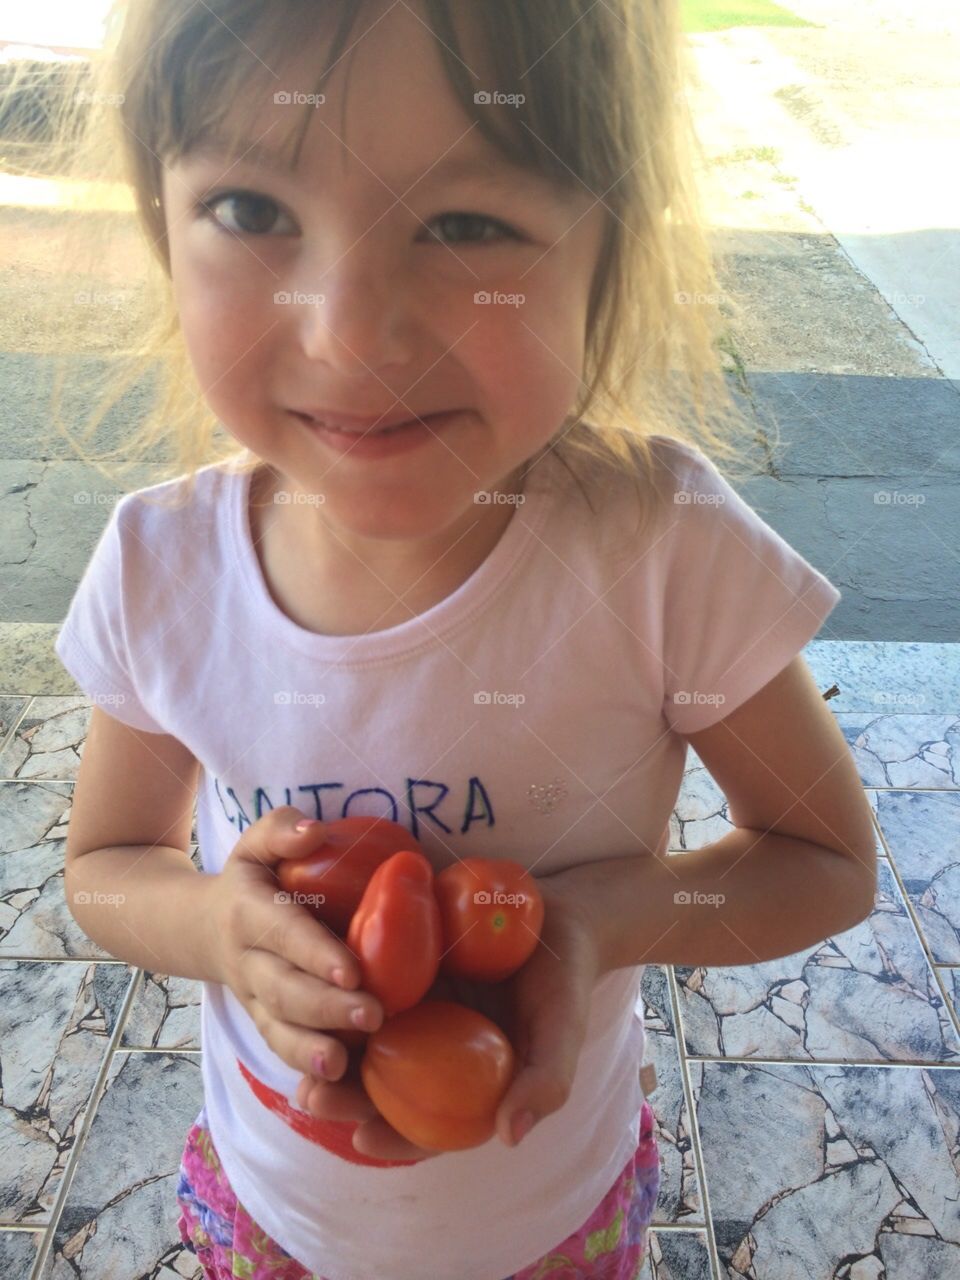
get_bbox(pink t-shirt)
[55,435,840,1279]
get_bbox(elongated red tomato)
[361,1001,516,1151]
[276,816,423,937]
[434,858,544,982]
[346,850,442,1017]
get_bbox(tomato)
[361,1001,516,1151]
[276,816,423,937]
[434,858,544,983]
[346,850,442,1017]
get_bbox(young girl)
[48,1,877,1277]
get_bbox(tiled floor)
[1,640,958,1279]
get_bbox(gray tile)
[836,713,960,789]
[674,860,959,1062]
[805,640,960,714]
[0,1230,43,1277]
[120,973,201,1051]
[0,695,29,745]
[0,959,136,1227]
[875,791,960,963]
[693,1062,960,1279]
[39,1052,203,1278]
[0,781,102,960]
[644,1229,714,1279]
[0,696,90,781]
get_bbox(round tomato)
[434,858,544,982]
[361,1001,516,1151]
[276,816,423,937]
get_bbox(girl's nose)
[288,260,414,372]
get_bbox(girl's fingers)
[296,1073,380,1124]
[351,1114,439,1162]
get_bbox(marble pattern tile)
[673,860,959,1062]
[0,958,136,1229]
[3,688,958,1278]
[0,696,90,783]
[642,1230,714,1278]
[835,713,960,790]
[874,791,960,964]
[38,1051,205,1278]
[693,1061,960,1279]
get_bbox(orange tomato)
[434,858,545,982]
[361,1001,516,1151]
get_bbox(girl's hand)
[209,807,385,1084]
[297,872,602,1160]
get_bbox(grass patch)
[682,0,815,32]
[713,144,782,166]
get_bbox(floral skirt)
[176,1099,661,1279]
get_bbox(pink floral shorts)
[176,1099,661,1278]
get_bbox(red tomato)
[361,1001,516,1151]
[434,858,545,982]
[276,817,423,937]
[346,850,442,1017]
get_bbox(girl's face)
[161,1,606,547]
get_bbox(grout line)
[869,801,960,1041]
[0,694,35,761]
[30,966,146,1280]
[681,1055,960,1070]
[666,965,724,1280]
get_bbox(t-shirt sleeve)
[661,444,842,735]
[54,497,169,735]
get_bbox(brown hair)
[6,0,769,529]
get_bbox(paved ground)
[0,3,958,656]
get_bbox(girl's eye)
[197,192,521,245]
[422,212,522,246]
[198,191,296,237]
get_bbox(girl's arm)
[547,656,877,970]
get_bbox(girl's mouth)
[291,410,464,458]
